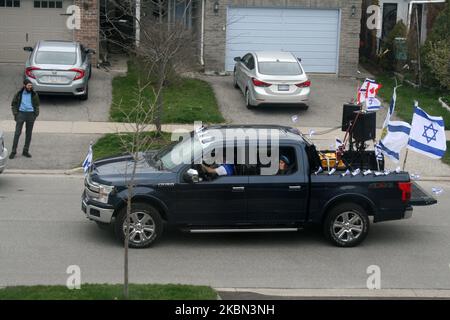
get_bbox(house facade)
[201,0,362,77]
[0,0,99,64]
[0,0,362,77]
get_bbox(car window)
[256,146,298,176]
[242,54,252,69]
[246,56,255,70]
[80,45,86,62]
[258,62,303,76]
[35,51,77,65]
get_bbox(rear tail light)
[70,68,85,80]
[252,78,271,87]
[398,182,412,202]
[295,80,311,88]
[25,67,40,79]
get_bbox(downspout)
[200,0,205,66]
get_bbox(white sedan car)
[0,131,7,174]
[233,51,310,109]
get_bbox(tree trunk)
[155,62,165,135]
[124,153,138,299]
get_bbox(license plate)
[43,76,64,83]
[278,84,289,91]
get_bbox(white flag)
[378,121,411,163]
[407,105,446,159]
[82,144,93,174]
[383,87,397,129]
[366,97,382,111]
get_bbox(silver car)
[24,40,95,100]
[233,51,310,109]
[0,131,7,174]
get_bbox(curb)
[3,168,84,176]
[439,97,450,112]
[215,287,450,299]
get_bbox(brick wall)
[74,0,99,65]
[203,0,362,77]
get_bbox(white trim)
[200,0,205,65]
[135,0,141,48]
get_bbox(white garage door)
[0,0,74,63]
[225,7,340,73]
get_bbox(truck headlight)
[85,176,115,204]
[95,184,115,204]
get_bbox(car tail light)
[70,68,85,80]
[398,182,412,202]
[295,80,311,88]
[252,78,271,87]
[25,67,40,79]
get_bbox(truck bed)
[410,182,437,206]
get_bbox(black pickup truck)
[82,125,436,248]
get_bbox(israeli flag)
[378,121,411,162]
[82,143,93,174]
[335,138,343,150]
[382,87,397,129]
[407,105,446,159]
[366,97,382,111]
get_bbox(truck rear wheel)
[324,203,369,247]
[115,203,163,248]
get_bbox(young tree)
[101,0,197,134]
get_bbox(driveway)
[0,64,112,122]
[201,75,389,129]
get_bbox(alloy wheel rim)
[123,211,155,244]
[332,211,363,243]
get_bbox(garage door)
[225,7,340,73]
[0,0,74,63]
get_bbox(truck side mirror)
[184,168,199,183]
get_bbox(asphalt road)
[0,174,449,290]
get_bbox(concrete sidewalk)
[2,119,450,139]
[1,120,450,178]
[217,288,450,299]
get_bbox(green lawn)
[375,74,450,129]
[111,62,224,124]
[443,95,450,105]
[0,284,217,300]
[92,132,172,161]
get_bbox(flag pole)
[402,149,409,171]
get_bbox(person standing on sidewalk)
[9,79,40,159]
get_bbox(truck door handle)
[289,185,302,191]
[232,186,245,192]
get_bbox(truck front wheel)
[324,203,370,247]
[115,203,163,248]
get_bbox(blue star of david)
[422,123,438,144]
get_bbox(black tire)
[114,203,163,248]
[245,89,254,109]
[79,85,88,101]
[301,104,309,110]
[323,202,370,247]
[88,65,92,80]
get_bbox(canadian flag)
[357,79,382,104]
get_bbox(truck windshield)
[153,135,204,170]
